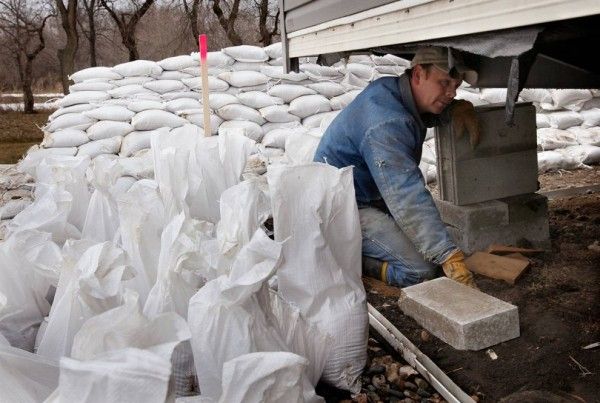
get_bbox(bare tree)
[0,0,53,113]
[55,0,78,94]
[80,0,100,66]
[181,0,200,47]
[255,0,278,46]
[210,0,242,46]
[99,0,155,61]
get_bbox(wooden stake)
[199,34,211,136]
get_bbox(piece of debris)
[485,243,544,256]
[420,329,431,342]
[465,252,530,284]
[582,342,600,350]
[486,348,498,360]
[587,241,600,253]
[569,355,593,377]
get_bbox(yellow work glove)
[441,250,477,288]
[451,100,480,148]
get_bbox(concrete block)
[398,278,520,350]
[434,198,509,231]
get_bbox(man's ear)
[412,65,423,85]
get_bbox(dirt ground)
[0,110,50,164]
[365,176,600,402]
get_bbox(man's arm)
[360,117,456,265]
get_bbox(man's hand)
[442,249,477,288]
[451,100,480,148]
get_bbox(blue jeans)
[359,205,438,287]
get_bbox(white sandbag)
[536,114,551,129]
[59,91,110,108]
[257,145,284,158]
[302,111,338,129]
[49,104,96,121]
[69,67,121,83]
[549,89,593,111]
[568,126,600,146]
[421,138,437,165]
[330,90,362,110]
[208,93,239,110]
[42,129,89,148]
[267,164,367,392]
[288,94,332,119]
[537,128,578,150]
[108,84,155,99]
[284,130,322,164]
[116,180,164,303]
[132,109,188,130]
[480,88,507,104]
[547,110,583,130]
[53,348,171,403]
[118,150,154,179]
[0,344,59,402]
[77,137,122,158]
[560,144,600,165]
[218,352,323,403]
[216,104,265,125]
[0,231,60,350]
[346,63,375,81]
[182,76,229,92]
[166,98,202,113]
[143,79,187,94]
[223,45,268,62]
[84,105,135,121]
[341,72,370,91]
[373,65,406,76]
[262,126,307,149]
[185,113,223,135]
[161,90,201,101]
[110,76,154,87]
[218,120,263,142]
[216,179,270,261]
[188,230,286,400]
[230,61,269,72]
[87,120,134,141]
[113,59,162,77]
[237,91,283,109]
[306,82,346,98]
[262,121,302,133]
[36,242,133,361]
[579,108,600,128]
[127,100,165,113]
[268,57,283,66]
[156,70,193,80]
[218,71,269,88]
[260,65,308,82]
[582,97,600,110]
[267,84,317,103]
[372,54,410,66]
[199,51,235,67]
[44,113,95,133]
[264,42,282,59]
[519,88,552,104]
[319,111,340,132]
[159,55,197,71]
[300,63,344,81]
[537,150,565,172]
[260,105,300,123]
[348,54,373,65]
[0,199,31,219]
[69,81,115,92]
[16,148,78,180]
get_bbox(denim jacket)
[314,74,456,265]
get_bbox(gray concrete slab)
[398,277,520,350]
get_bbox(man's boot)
[362,256,389,283]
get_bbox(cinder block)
[434,198,509,231]
[398,278,520,350]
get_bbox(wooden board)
[465,252,530,285]
[485,243,544,256]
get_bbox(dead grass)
[0,110,50,164]
[0,142,38,164]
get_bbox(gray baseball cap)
[411,46,478,86]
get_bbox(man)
[314,46,479,288]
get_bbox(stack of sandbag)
[1,120,368,401]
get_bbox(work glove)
[441,249,477,288]
[451,100,480,148]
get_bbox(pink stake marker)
[199,34,211,136]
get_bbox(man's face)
[411,64,462,114]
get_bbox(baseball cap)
[411,46,478,86]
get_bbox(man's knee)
[386,262,438,287]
